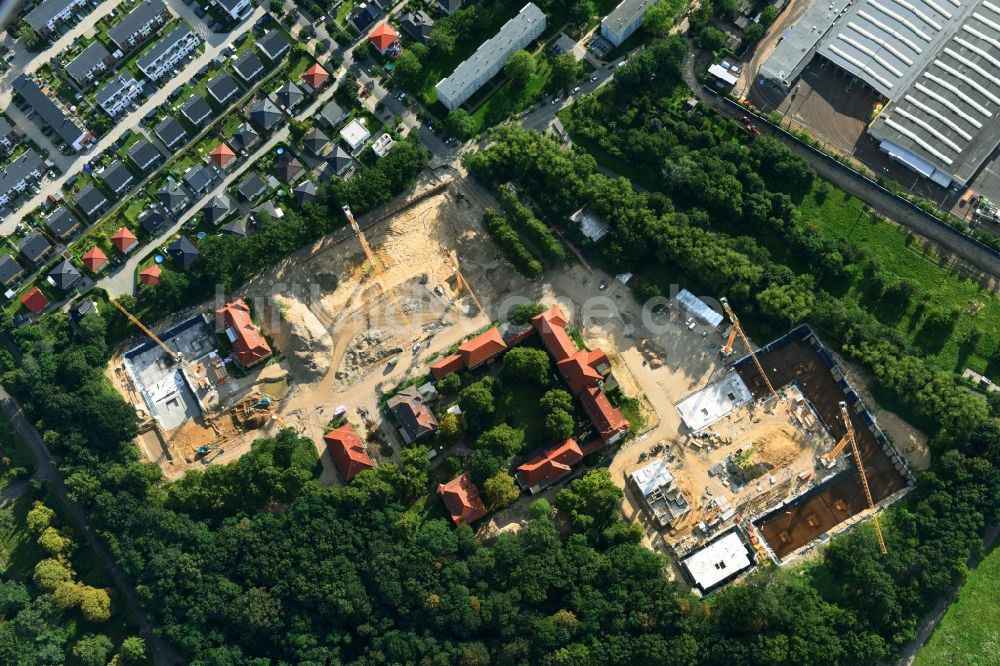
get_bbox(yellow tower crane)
[836,401,888,555]
[343,205,380,276]
[719,297,778,403]
[110,299,188,368]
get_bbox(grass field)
[470,51,552,133]
[915,541,1000,666]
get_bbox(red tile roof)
[580,387,629,443]
[301,63,329,90]
[111,226,138,253]
[20,287,48,314]
[458,327,507,369]
[557,350,605,395]
[438,473,488,526]
[139,264,161,285]
[516,438,583,491]
[430,353,464,380]
[323,424,375,482]
[532,306,576,361]
[368,22,400,53]
[82,246,107,272]
[216,298,272,368]
[209,143,236,167]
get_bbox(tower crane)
[110,299,188,369]
[342,205,380,276]
[719,297,778,403]
[836,401,888,555]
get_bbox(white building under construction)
[759,0,1000,188]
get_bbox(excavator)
[826,401,889,555]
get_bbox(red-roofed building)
[323,424,375,482]
[557,348,612,395]
[438,473,488,526]
[82,246,108,272]
[516,438,583,494]
[368,22,400,55]
[580,387,629,444]
[111,226,139,254]
[301,63,329,91]
[431,353,465,380]
[458,327,507,369]
[139,264,161,285]
[387,386,438,443]
[532,306,576,361]
[216,298,272,369]
[20,287,48,314]
[209,143,236,168]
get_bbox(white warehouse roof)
[681,531,754,593]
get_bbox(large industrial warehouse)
[760,0,1000,188]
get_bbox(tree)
[482,472,520,509]
[17,23,42,52]
[437,372,462,394]
[79,587,112,623]
[742,23,765,43]
[556,469,623,535]
[430,23,456,57]
[72,634,114,666]
[32,558,72,592]
[502,347,551,385]
[120,637,147,663]
[392,49,423,89]
[540,389,573,414]
[698,26,726,52]
[458,378,496,426]
[756,276,815,325]
[569,0,594,24]
[26,502,54,534]
[508,301,546,324]
[288,119,309,143]
[550,53,583,92]
[476,424,523,458]
[445,109,478,140]
[439,411,465,444]
[504,50,536,85]
[644,0,678,35]
[467,449,506,484]
[37,527,70,556]
[544,408,575,441]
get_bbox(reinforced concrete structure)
[435,3,546,110]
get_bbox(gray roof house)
[25,0,89,37]
[273,153,304,182]
[12,75,90,151]
[317,100,346,130]
[221,217,247,236]
[180,95,213,127]
[127,139,163,171]
[236,172,269,201]
[293,179,317,205]
[230,122,260,153]
[73,183,109,219]
[233,53,265,83]
[301,127,328,155]
[17,230,54,265]
[154,116,188,150]
[66,42,114,88]
[183,165,218,195]
[48,258,82,291]
[325,145,354,177]
[349,0,384,33]
[256,29,290,62]
[99,160,135,197]
[439,0,463,14]
[249,98,283,133]
[399,10,434,44]
[0,255,26,287]
[156,180,190,216]
[387,385,439,442]
[139,207,168,234]
[69,299,99,331]
[272,81,304,112]
[167,236,199,269]
[201,194,233,225]
[107,0,171,54]
[43,206,81,240]
[207,74,241,106]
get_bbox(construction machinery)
[720,297,778,402]
[343,205,380,276]
[835,401,888,555]
[110,298,189,368]
[196,444,219,456]
[447,250,483,313]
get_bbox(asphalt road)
[0,384,182,666]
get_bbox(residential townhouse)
[127,139,163,171]
[212,0,253,21]
[12,75,91,151]
[94,74,144,117]
[99,160,136,197]
[0,117,16,154]
[0,150,45,209]
[43,206,82,240]
[107,0,171,54]
[66,42,116,88]
[25,0,89,38]
[136,25,199,81]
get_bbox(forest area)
[0,27,997,666]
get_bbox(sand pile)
[268,295,334,382]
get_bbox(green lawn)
[915,541,1000,666]
[470,51,552,132]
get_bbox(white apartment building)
[435,2,546,111]
[95,75,144,117]
[136,25,200,81]
[600,0,654,47]
[214,0,253,21]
